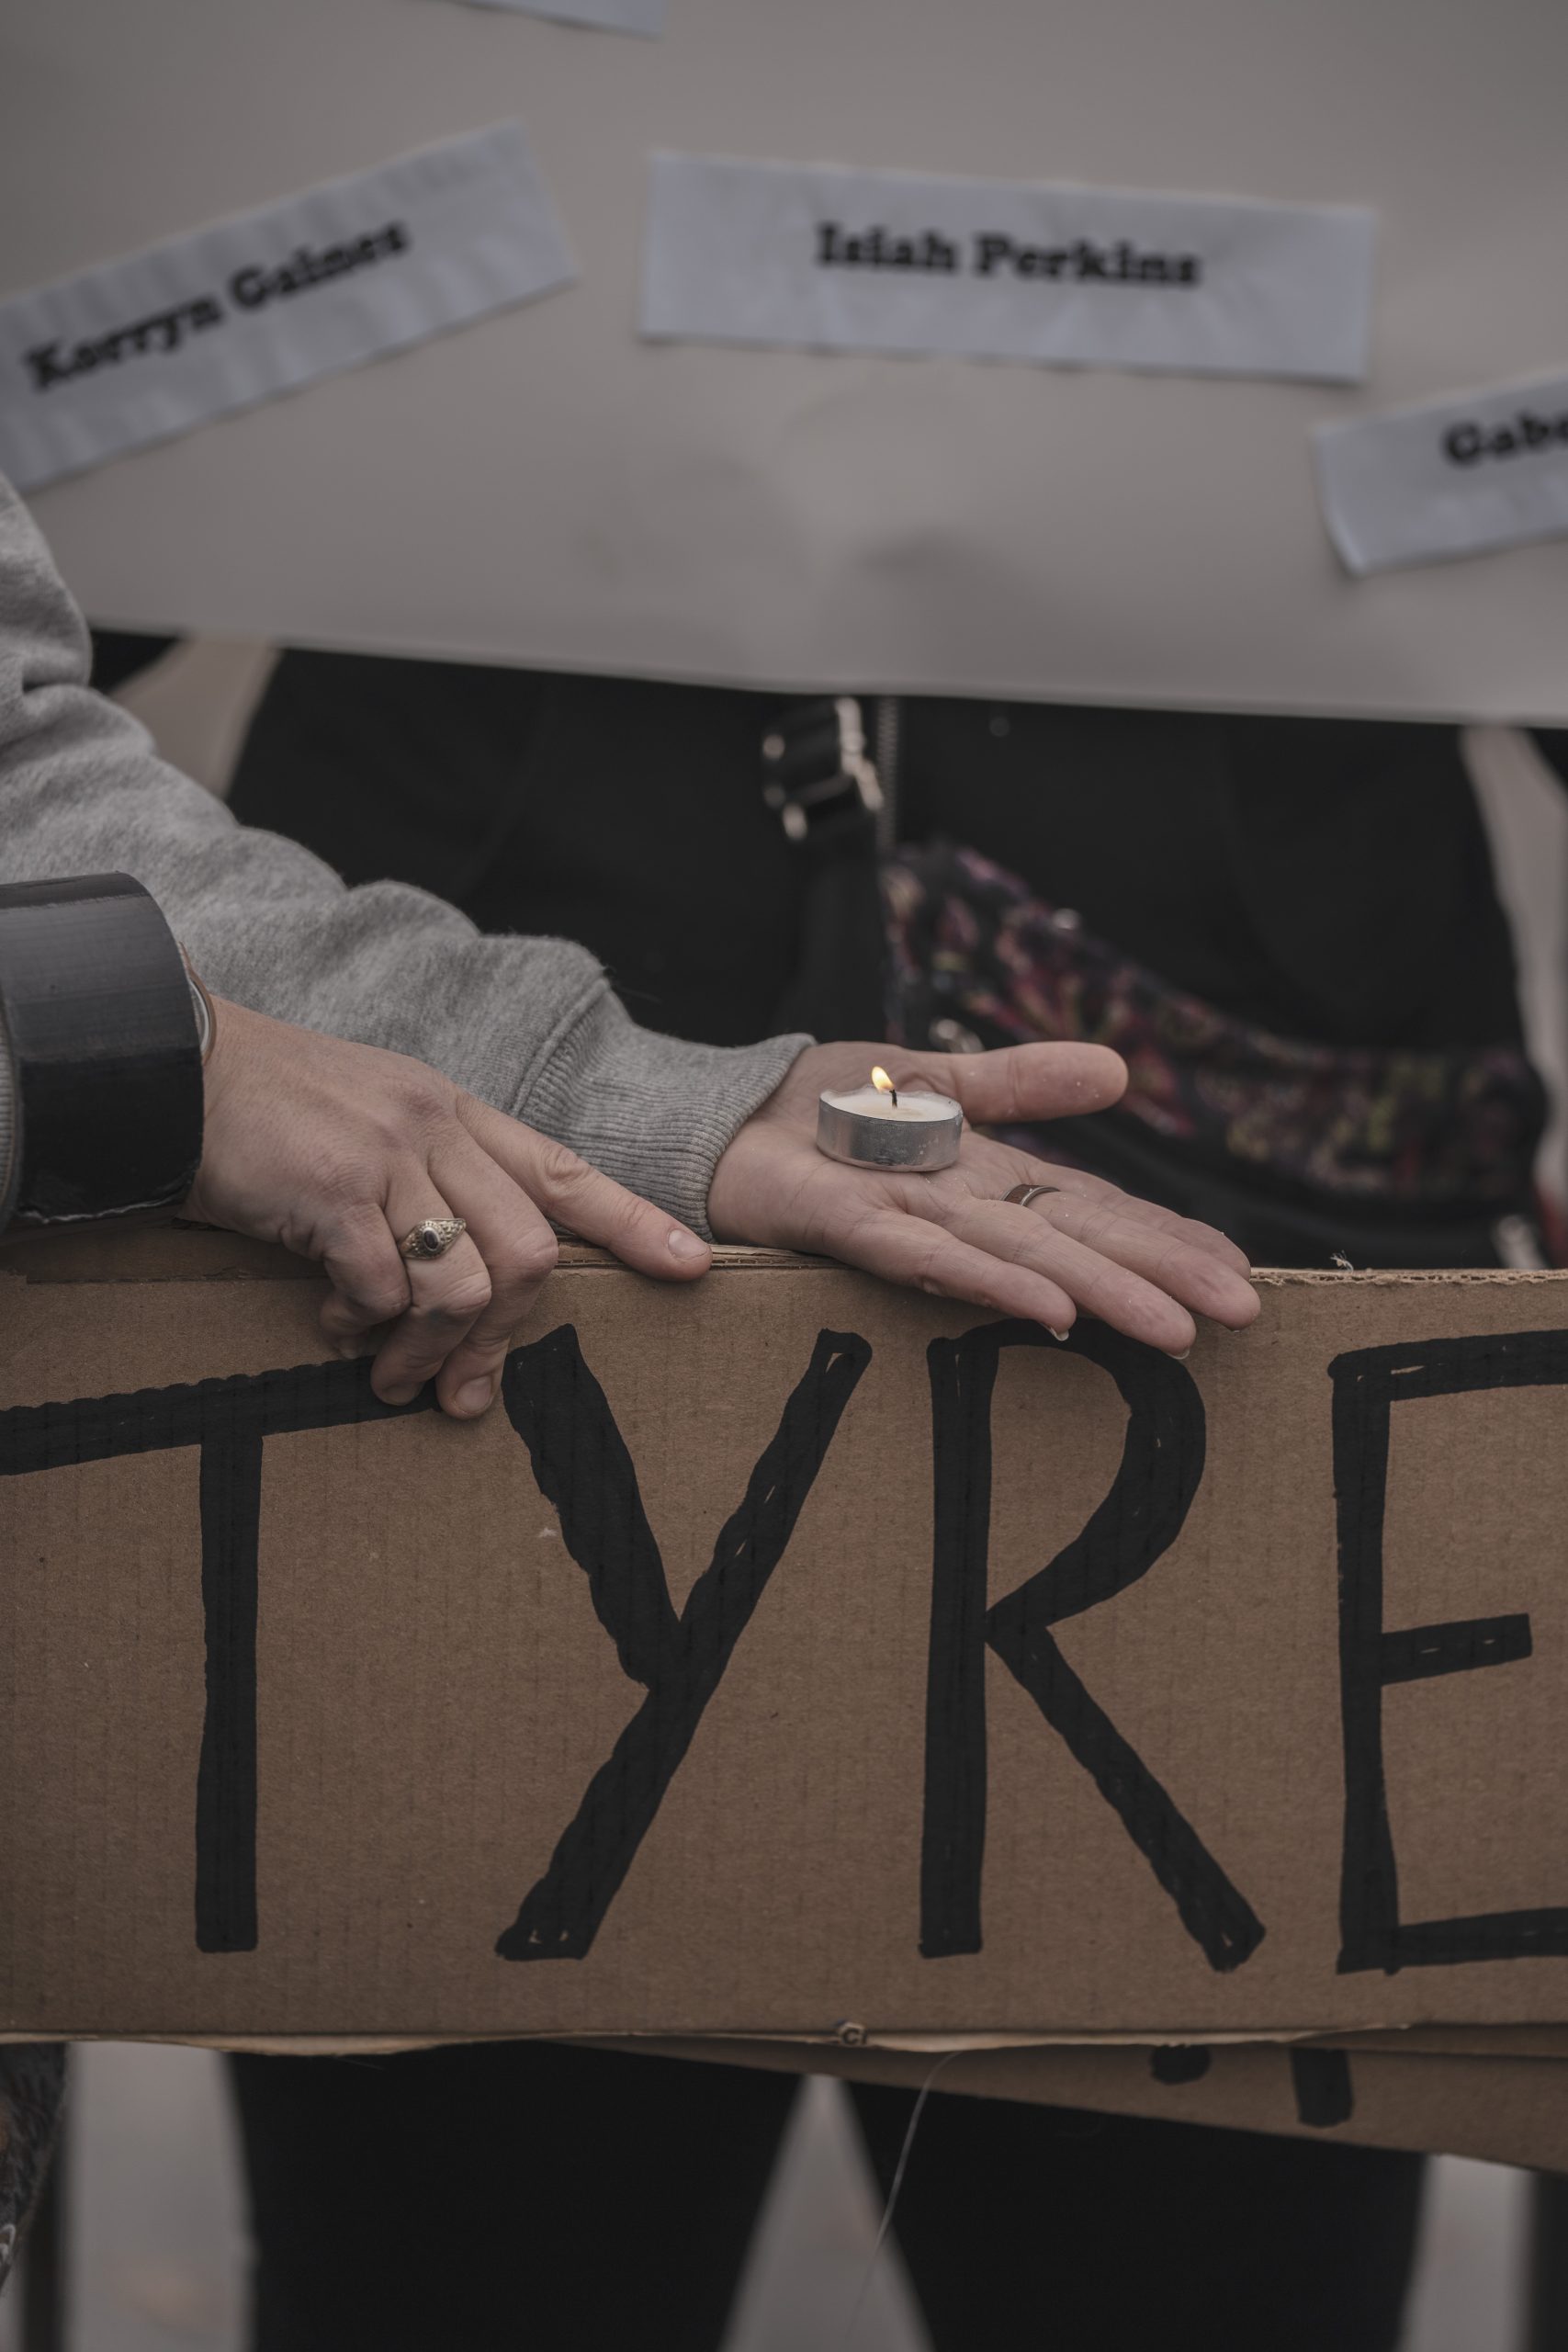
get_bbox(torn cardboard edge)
[5,2026,1562,2174]
[5,2021,1562,2061]
[617,2037,1568,2175]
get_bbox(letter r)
[920,1319,1264,1973]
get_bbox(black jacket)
[231,650,1548,1057]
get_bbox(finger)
[959,1136,1253,1278]
[370,1183,496,1408]
[948,1198,1200,1355]
[976,1182,1258,1326]
[1013,1164,1254,1279]
[1004,1190,1259,1325]
[817,1202,1080,1333]
[900,1042,1129,1127]
[425,1137,561,1419]
[315,1204,414,1350]
[460,1101,711,1280]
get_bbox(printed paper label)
[0,123,575,492]
[640,155,1376,384]
[1314,371,1568,573]
[464,0,665,29]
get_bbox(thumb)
[935,1041,1128,1125]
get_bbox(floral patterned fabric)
[883,841,1545,1206]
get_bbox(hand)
[708,1041,1258,1356]
[185,999,711,1416]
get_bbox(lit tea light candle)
[817,1066,964,1171]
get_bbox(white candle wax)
[818,1086,960,1122]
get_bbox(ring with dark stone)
[399,1217,468,1261]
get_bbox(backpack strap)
[761,698,889,1042]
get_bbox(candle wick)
[889,1086,898,1108]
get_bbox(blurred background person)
[180,639,1543,2350]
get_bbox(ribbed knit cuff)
[518,990,809,1239]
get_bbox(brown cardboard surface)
[1325,2026,1568,2060]
[626,2037,1568,2175]
[6,1230,1568,2050]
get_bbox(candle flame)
[871,1066,898,1108]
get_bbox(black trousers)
[229,2042,1423,2351]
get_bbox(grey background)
[7,0,1568,719]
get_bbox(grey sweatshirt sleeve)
[0,476,808,1234]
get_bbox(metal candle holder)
[816,1083,963,1171]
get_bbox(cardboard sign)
[6,1227,1568,2078]
[640,2037,1568,2175]
[0,125,574,493]
[1314,370,1568,574]
[642,157,1376,385]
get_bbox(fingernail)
[667,1228,709,1262]
[1171,1348,1192,1362]
[1049,1328,1071,1343]
[455,1376,495,1417]
[379,1387,417,1408]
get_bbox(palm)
[709,1040,1258,1356]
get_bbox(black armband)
[0,875,204,1228]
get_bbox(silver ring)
[399,1216,468,1261]
[1004,1183,1061,1209]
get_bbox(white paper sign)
[0,124,574,493]
[1314,372,1568,574]
[641,155,1376,385]
[465,0,666,28]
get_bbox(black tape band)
[0,874,204,1226]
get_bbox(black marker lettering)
[196,1419,263,1952]
[495,1324,870,1961]
[0,1359,431,1951]
[1290,2046,1354,2127]
[1150,2044,1212,2085]
[921,1318,1264,1972]
[1333,1328,1567,1973]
